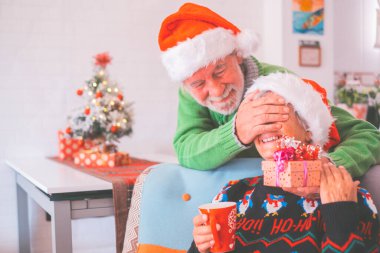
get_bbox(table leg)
[51,200,73,253]
[16,184,31,253]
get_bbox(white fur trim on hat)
[161,28,258,82]
[246,73,334,146]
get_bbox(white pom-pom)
[236,29,260,57]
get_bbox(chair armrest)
[360,164,380,209]
[123,167,154,253]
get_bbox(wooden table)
[6,157,114,253]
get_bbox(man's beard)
[203,84,244,115]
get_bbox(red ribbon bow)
[274,147,295,187]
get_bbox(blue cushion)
[138,158,263,250]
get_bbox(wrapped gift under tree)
[58,130,84,160]
[73,150,131,168]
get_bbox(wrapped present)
[73,150,131,168]
[262,136,322,187]
[58,131,84,160]
[262,160,322,187]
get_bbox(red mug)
[199,202,237,252]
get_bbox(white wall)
[333,0,380,72]
[261,0,284,66]
[0,1,263,252]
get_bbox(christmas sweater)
[188,176,379,253]
[173,56,380,176]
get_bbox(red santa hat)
[158,3,258,81]
[246,73,340,151]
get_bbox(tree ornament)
[77,89,83,96]
[117,93,123,101]
[94,52,112,68]
[111,125,119,133]
[95,91,103,98]
[65,127,72,135]
[84,107,91,115]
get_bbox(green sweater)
[173,58,380,177]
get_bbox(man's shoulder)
[248,56,294,76]
[260,62,294,75]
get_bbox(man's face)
[254,102,311,161]
[183,54,245,115]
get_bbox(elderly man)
[158,3,380,176]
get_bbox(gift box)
[58,131,94,160]
[58,131,85,160]
[262,160,322,187]
[73,150,131,168]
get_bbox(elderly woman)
[189,73,379,253]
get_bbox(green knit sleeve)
[173,88,247,170]
[329,105,380,177]
[259,62,294,75]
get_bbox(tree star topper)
[95,52,112,68]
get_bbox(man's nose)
[207,80,225,97]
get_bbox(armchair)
[123,159,380,253]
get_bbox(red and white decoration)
[73,150,131,168]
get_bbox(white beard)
[197,84,244,115]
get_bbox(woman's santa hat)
[158,3,258,81]
[247,73,340,150]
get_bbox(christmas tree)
[65,52,133,152]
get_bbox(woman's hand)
[320,163,360,204]
[282,157,331,198]
[193,214,219,253]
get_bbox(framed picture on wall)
[292,0,324,35]
[299,40,321,67]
